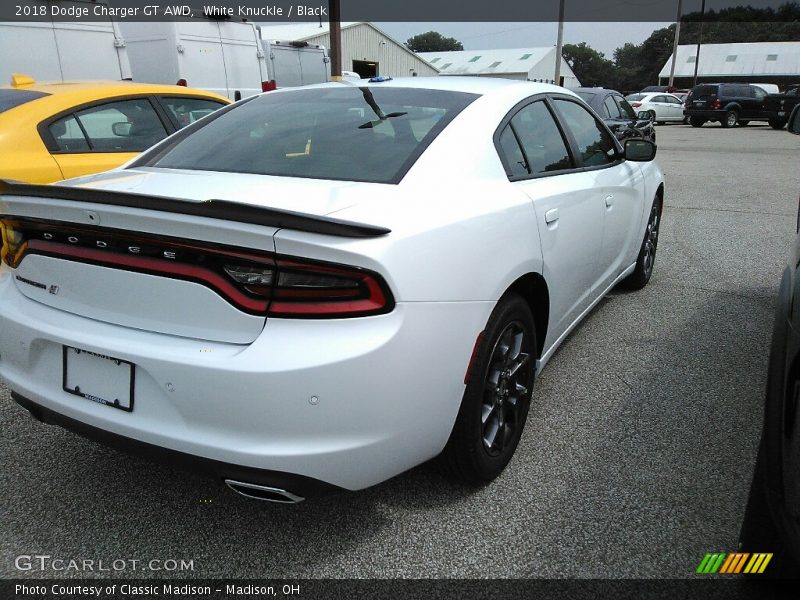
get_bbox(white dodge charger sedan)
[0,78,664,502]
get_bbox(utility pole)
[668,0,683,89]
[692,0,706,87]
[329,0,342,80]
[554,0,565,86]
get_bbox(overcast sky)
[375,22,673,58]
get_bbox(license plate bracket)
[63,346,135,412]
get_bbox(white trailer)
[0,6,131,83]
[260,38,330,89]
[118,19,269,100]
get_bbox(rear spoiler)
[0,179,391,239]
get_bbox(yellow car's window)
[49,115,90,152]
[49,98,168,153]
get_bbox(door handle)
[605,195,614,207]
[544,208,559,224]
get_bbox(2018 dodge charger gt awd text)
[0,78,664,502]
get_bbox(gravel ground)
[1,122,799,579]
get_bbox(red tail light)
[1,219,394,318]
[631,102,641,108]
[176,78,188,87]
[711,98,721,109]
[262,80,277,92]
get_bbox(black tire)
[690,117,705,127]
[739,120,749,126]
[769,118,787,130]
[739,441,800,578]
[440,294,536,483]
[622,194,662,290]
[721,109,738,128]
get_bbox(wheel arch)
[503,273,549,359]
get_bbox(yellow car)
[0,75,230,183]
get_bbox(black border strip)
[0,179,392,238]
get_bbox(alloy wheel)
[481,321,532,457]
[642,203,660,277]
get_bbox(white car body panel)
[0,77,665,492]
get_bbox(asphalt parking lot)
[1,122,799,579]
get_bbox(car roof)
[293,76,576,99]
[0,79,229,102]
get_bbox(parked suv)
[684,83,769,128]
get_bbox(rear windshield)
[0,89,49,114]
[575,91,596,103]
[691,85,719,98]
[626,94,645,101]
[147,86,479,184]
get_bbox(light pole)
[329,0,342,80]
[554,0,565,85]
[692,0,706,87]
[668,0,683,88]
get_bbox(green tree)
[562,42,614,87]
[406,31,463,53]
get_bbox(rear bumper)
[0,273,493,490]
[13,391,343,499]
[683,109,725,120]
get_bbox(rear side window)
[553,99,617,167]
[48,115,90,152]
[0,89,49,114]
[509,101,572,175]
[603,96,621,119]
[147,87,478,184]
[497,126,528,178]
[158,96,226,128]
[615,97,637,119]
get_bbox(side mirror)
[637,111,653,121]
[789,105,800,135]
[624,138,656,161]
[112,122,132,137]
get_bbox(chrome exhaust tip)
[224,479,305,503]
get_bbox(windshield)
[146,86,479,184]
[0,89,49,114]
[626,94,645,101]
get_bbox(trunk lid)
[1,170,389,344]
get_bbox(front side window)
[553,99,617,167]
[146,87,478,184]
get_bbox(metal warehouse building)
[418,48,580,87]
[259,22,439,79]
[658,42,800,88]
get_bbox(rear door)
[497,97,604,339]
[45,97,170,180]
[551,97,644,291]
